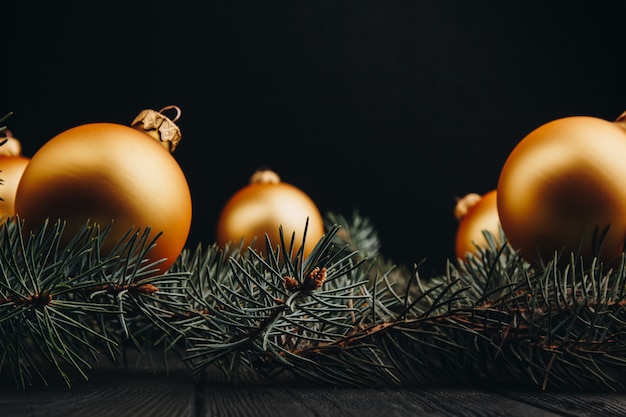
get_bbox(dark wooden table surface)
[3,354,626,417]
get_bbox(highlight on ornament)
[13,105,193,274]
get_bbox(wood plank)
[198,381,564,417]
[4,356,626,417]
[0,365,196,417]
[502,390,626,417]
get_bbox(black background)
[4,2,626,276]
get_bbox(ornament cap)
[250,168,281,185]
[454,193,482,221]
[131,105,182,152]
[0,130,23,157]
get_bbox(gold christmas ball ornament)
[14,106,192,273]
[497,111,626,264]
[217,169,325,258]
[454,190,502,259]
[0,131,30,218]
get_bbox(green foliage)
[2,213,626,391]
[0,218,191,387]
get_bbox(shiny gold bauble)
[497,111,626,264]
[454,190,502,259]
[0,134,30,218]
[217,169,325,257]
[14,110,192,273]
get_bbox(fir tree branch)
[2,212,626,392]
[0,217,189,388]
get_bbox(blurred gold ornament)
[217,169,324,258]
[454,190,502,259]
[0,131,30,218]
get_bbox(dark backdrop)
[4,2,626,275]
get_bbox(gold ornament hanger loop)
[159,105,182,123]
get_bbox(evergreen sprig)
[2,213,626,391]
[0,218,191,387]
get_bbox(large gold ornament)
[454,190,502,259]
[0,132,30,218]
[217,169,325,258]
[14,106,192,273]
[497,111,626,264]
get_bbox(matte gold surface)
[217,175,324,258]
[497,116,626,264]
[455,190,502,259]
[0,155,30,217]
[14,122,192,273]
